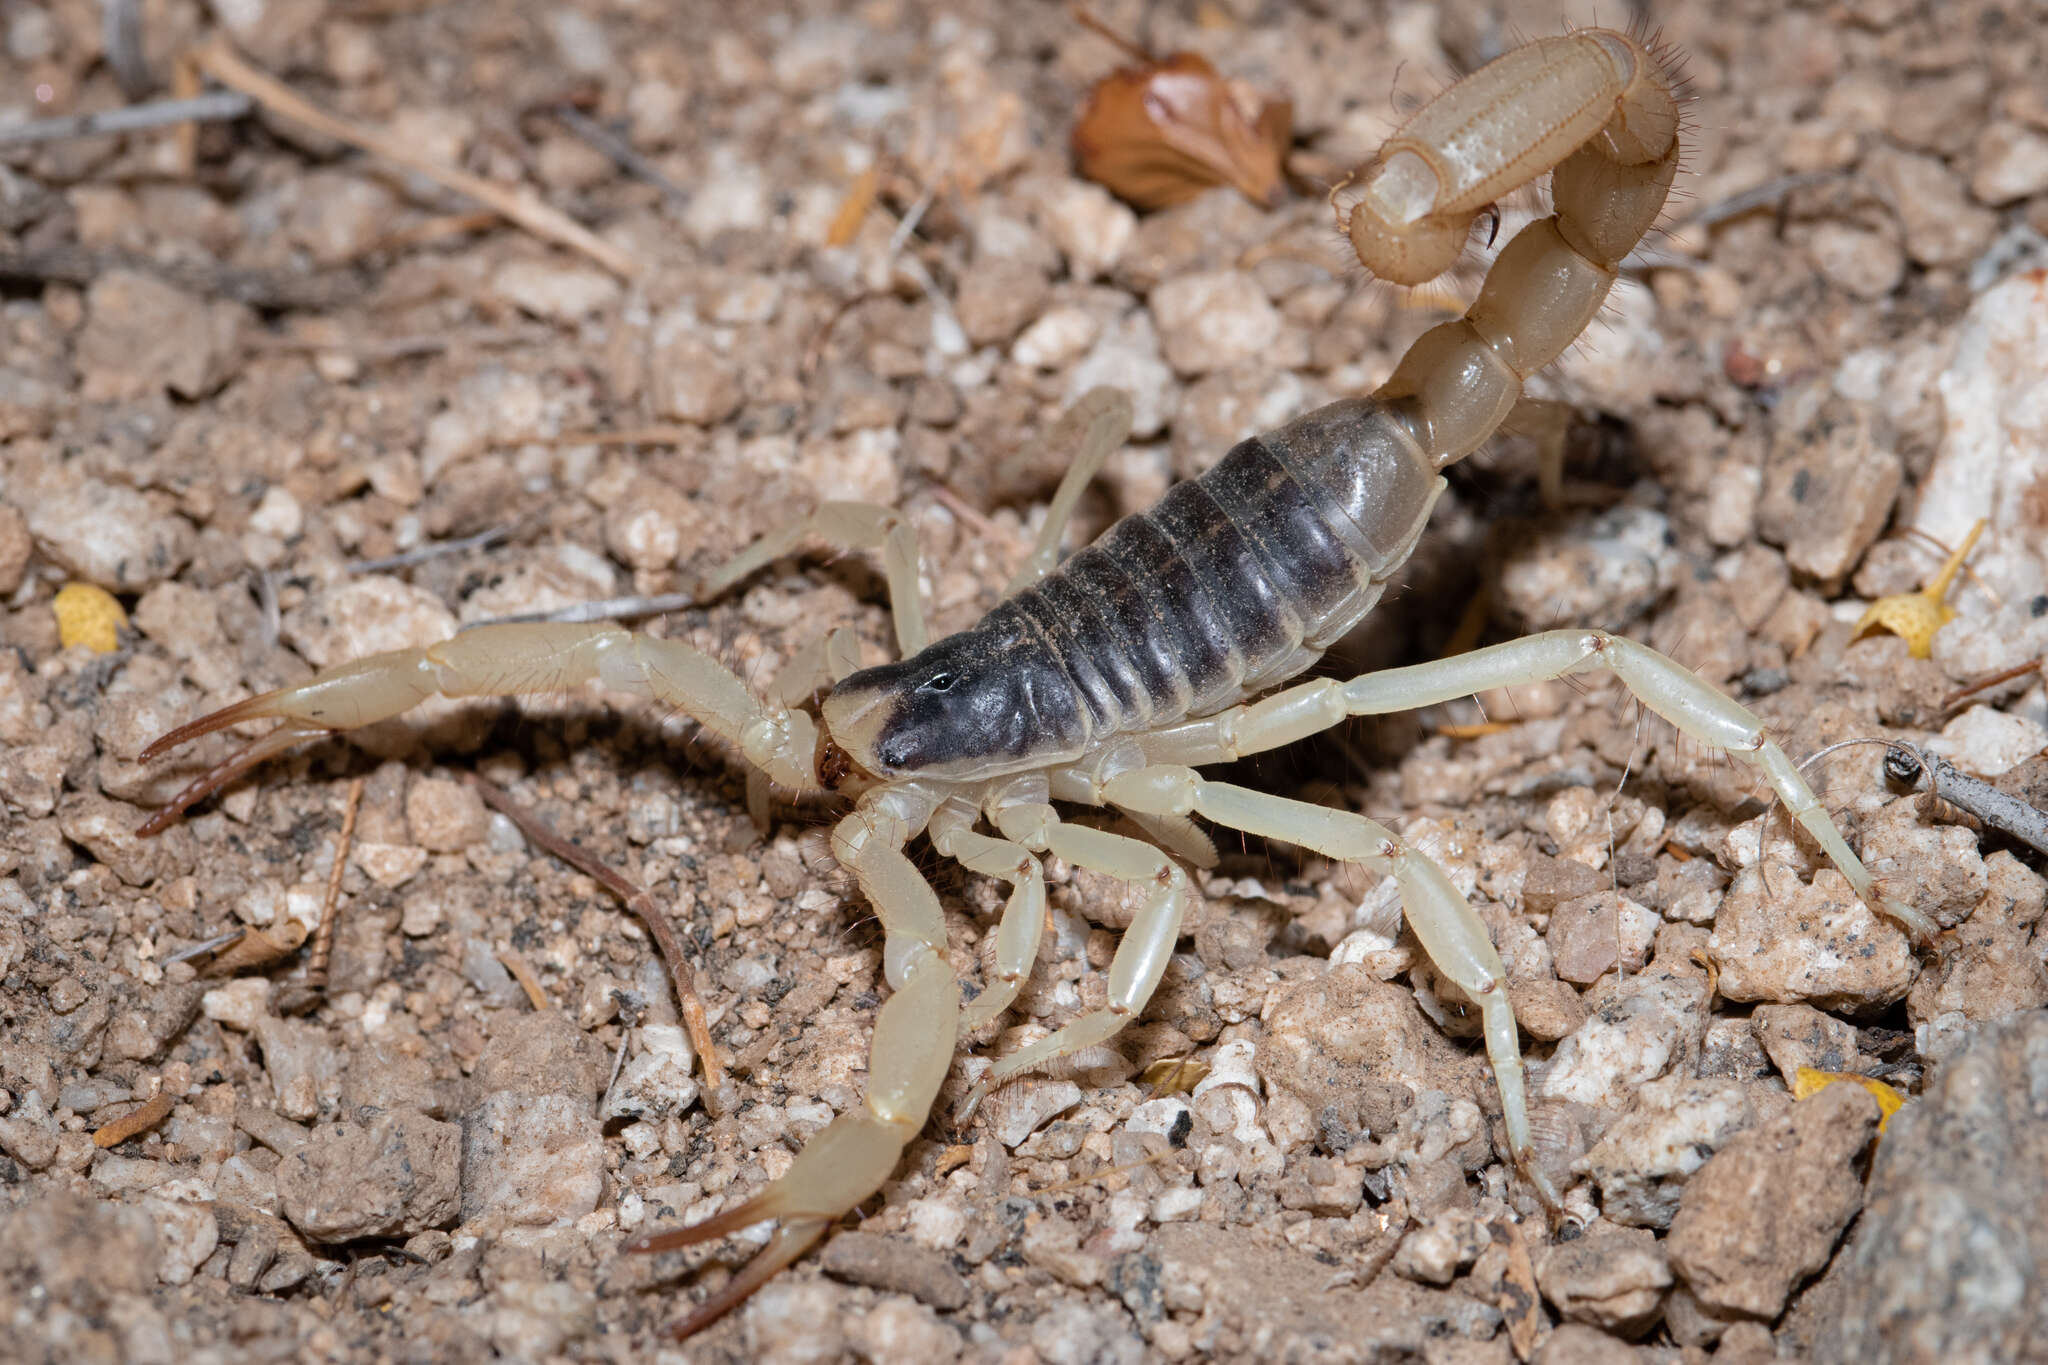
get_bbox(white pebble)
[201,978,272,1032]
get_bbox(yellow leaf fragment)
[1793,1065,1905,1133]
[54,582,126,654]
[1138,1056,1211,1094]
[1852,519,1985,659]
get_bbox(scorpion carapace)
[137,28,1933,1341]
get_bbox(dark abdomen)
[1006,397,1443,741]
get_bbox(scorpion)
[138,28,1933,1340]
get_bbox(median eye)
[921,671,956,693]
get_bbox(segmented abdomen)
[1004,397,1443,742]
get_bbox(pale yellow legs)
[626,781,961,1338]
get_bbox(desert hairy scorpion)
[139,27,1934,1340]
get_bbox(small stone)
[1030,1299,1147,1365]
[1911,272,2048,610]
[1523,854,1607,913]
[820,1230,971,1310]
[1066,309,1176,438]
[1149,270,1281,376]
[1925,705,2048,778]
[1970,121,2048,205]
[1709,866,1916,1010]
[1667,1083,1879,1319]
[1125,1097,1191,1142]
[404,776,489,853]
[1547,892,1659,985]
[1037,180,1137,281]
[1804,221,1905,300]
[1536,1222,1672,1335]
[1508,975,1588,1042]
[1756,410,1900,584]
[1012,305,1102,370]
[745,1279,847,1362]
[491,258,621,322]
[353,842,429,889]
[1258,965,1458,1134]
[986,1078,1083,1149]
[1578,1076,1773,1229]
[23,476,193,592]
[849,1297,962,1363]
[341,1043,447,1119]
[255,1015,346,1122]
[956,257,1049,347]
[1815,1009,2048,1365]
[601,1024,701,1121]
[459,1092,605,1227]
[142,1187,219,1285]
[1865,145,1999,268]
[1493,505,1683,633]
[277,1109,462,1241]
[58,792,168,887]
[1541,969,1711,1113]
[0,504,29,595]
[1534,1323,1642,1365]
[473,1008,610,1109]
[1392,1206,1492,1286]
[286,171,399,266]
[1906,858,2048,1027]
[646,319,741,426]
[1750,1003,1871,1083]
[75,269,245,399]
[603,474,706,572]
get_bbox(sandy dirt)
[5,1,2048,1362]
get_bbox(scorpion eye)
[921,671,956,693]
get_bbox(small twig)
[249,324,547,363]
[469,591,696,627]
[191,39,640,280]
[161,926,247,967]
[464,771,724,1087]
[550,105,691,205]
[1881,742,2048,859]
[0,91,252,146]
[0,244,364,310]
[498,948,552,1011]
[303,777,365,991]
[1944,658,2041,711]
[102,0,150,98]
[253,568,281,652]
[347,524,516,575]
[1678,171,1838,232]
[92,1089,174,1148]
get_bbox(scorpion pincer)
[136,28,1934,1339]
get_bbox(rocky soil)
[4,1,2048,1363]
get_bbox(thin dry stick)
[551,105,691,205]
[464,772,723,1087]
[304,777,365,991]
[498,948,552,1011]
[347,524,517,575]
[190,40,640,280]
[0,91,252,146]
[92,1090,174,1148]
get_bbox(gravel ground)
[6,1,2048,1363]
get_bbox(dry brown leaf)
[1071,16,1290,211]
